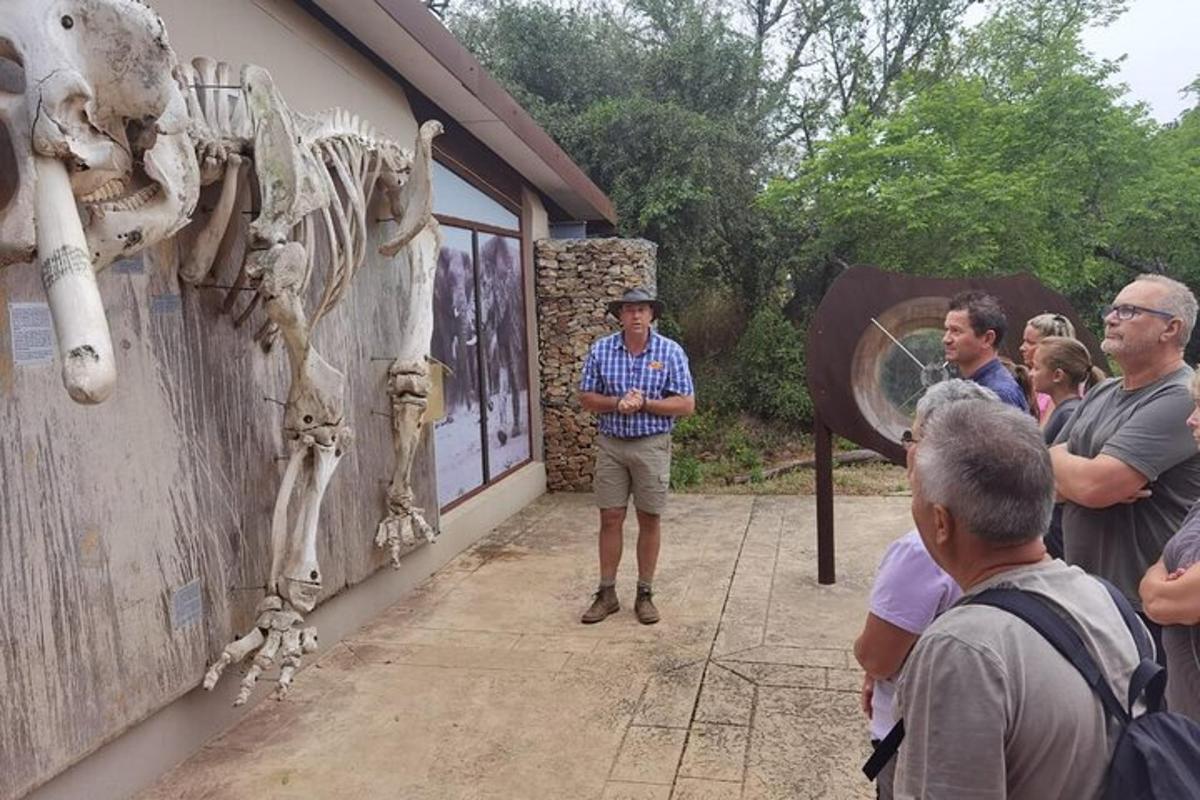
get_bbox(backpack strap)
[863,719,905,780]
[1093,578,1167,714]
[1095,578,1152,659]
[969,588,1130,725]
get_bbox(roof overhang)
[309,0,617,224]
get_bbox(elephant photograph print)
[430,226,530,508]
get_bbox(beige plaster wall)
[154,0,418,146]
[1,3,540,798]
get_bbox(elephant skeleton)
[0,0,442,705]
[181,60,443,703]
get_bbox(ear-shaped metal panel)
[807,265,1104,465]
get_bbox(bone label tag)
[112,255,146,275]
[8,302,56,365]
[41,245,93,292]
[169,579,203,630]
[151,294,182,315]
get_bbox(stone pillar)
[535,238,658,491]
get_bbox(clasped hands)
[617,388,646,415]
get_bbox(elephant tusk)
[34,156,116,404]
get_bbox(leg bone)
[202,626,266,691]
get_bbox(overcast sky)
[1081,0,1198,122]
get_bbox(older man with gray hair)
[1051,273,1200,655]
[855,380,996,800]
[894,399,1148,799]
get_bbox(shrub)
[732,306,813,427]
[656,312,684,343]
[672,407,723,451]
[670,453,703,489]
[725,427,762,471]
[677,288,746,359]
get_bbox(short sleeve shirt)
[1042,396,1081,446]
[867,530,961,740]
[1055,366,1200,607]
[579,330,694,439]
[1160,501,1200,721]
[895,560,1146,800]
[968,358,1028,411]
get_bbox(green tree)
[761,1,1181,330]
[449,0,783,309]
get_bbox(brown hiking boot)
[635,588,660,625]
[581,586,620,624]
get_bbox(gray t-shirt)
[895,560,1146,800]
[1056,366,1200,608]
[1161,501,1200,721]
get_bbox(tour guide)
[578,287,695,625]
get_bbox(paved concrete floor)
[141,492,912,800]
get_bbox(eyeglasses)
[901,429,916,448]
[1101,303,1176,322]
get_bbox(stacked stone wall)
[535,238,657,491]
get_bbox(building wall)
[1,2,547,797]
[523,187,549,462]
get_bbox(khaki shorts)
[593,433,672,515]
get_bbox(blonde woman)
[1019,312,1077,423]
[1030,336,1106,559]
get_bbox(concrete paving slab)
[602,782,673,800]
[671,777,743,800]
[141,492,911,799]
[693,665,754,726]
[633,662,706,728]
[678,723,749,782]
[611,726,689,784]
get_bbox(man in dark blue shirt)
[943,291,1028,411]
[578,287,695,625]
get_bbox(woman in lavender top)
[853,380,999,798]
[1140,369,1200,721]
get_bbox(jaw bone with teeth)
[0,0,199,403]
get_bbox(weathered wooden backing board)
[0,203,438,798]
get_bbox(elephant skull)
[0,0,200,402]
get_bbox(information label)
[169,579,203,630]
[112,255,145,275]
[8,302,55,365]
[150,293,182,315]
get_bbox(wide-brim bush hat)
[606,287,665,320]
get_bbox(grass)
[669,409,909,496]
[675,460,910,496]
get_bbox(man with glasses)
[1050,274,1200,654]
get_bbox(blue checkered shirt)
[580,330,695,439]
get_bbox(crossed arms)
[1049,446,1151,508]
[1140,559,1200,626]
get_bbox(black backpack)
[864,580,1200,799]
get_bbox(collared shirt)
[580,329,694,439]
[968,358,1028,411]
